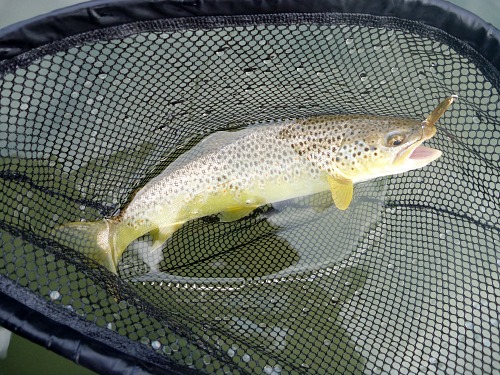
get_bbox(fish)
[54,96,456,274]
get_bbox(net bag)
[0,0,498,374]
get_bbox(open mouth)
[394,142,442,171]
[408,145,442,161]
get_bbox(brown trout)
[54,96,455,273]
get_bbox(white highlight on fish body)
[54,97,456,274]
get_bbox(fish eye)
[385,132,407,147]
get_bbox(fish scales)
[127,123,329,222]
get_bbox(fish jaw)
[391,116,441,173]
[392,140,442,174]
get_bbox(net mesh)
[0,13,499,375]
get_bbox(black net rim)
[0,0,499,70]
[0,277,195,375]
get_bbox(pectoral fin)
[219,206,256,222]
[327,175,354,210]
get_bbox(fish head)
[333,116,440,182]
[333,96,456,182]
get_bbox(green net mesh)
[0,12,498,375]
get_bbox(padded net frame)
[0,0,498,374]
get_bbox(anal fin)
[140,224,182,273]
[327,175,354,210]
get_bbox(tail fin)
[52,219,118,273]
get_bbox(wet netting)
[0,0,499,374]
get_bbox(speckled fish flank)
[54,96,456,273]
